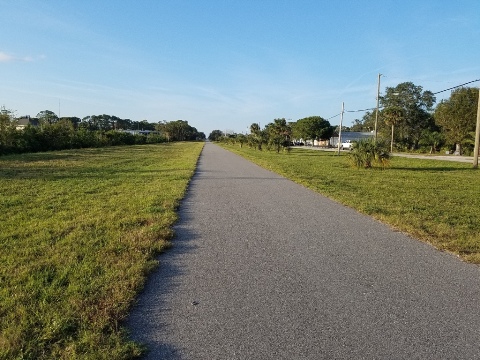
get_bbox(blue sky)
[1,0,479,135]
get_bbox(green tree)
[291,116,334,143]
[42,120,76,150]
[159,120,198,141]
[383,106,404,152]
[434,87,478,155]
[249,123,266,150]
[59,116,81,129]
[235,133,247,147]
[208,130,224,141]
[265,118,291,153]
[380,82,436,149]
[350,111,375,132]
[0,107,16,152]
[419,130,444,154]
[80,114,125,131]
[37,110,59,126]
[132,119,155,131]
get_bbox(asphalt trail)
[128,142,480,359]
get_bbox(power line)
[345,107,377,113]
[326,113,341,120]
[432,79,480,95]
[324,78,480,122]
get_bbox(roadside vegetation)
[220,144,480,264]
[0,142,204,359]
[0,108,205,156]
[209,83,479,157]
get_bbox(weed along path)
[128,142,480,359]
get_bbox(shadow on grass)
[391,166,474,172]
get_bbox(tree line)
[349,82,478,155]
[208,116,335,152]
[0,109,205,155]
[209,116,335,153]
[210,82,479,156]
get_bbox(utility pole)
[337,102,344,155]
[374,73,382,142]
[473,88,480,168]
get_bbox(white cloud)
[0,52,15,62]
[0,51,45,63]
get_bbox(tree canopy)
[291,116,334,141]
[379,82,436,149]
[265,118,291,153]
[434,87,478,154]
[156,120,203,141]
[37,110,59,125]
[208,130,224,141]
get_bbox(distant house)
[120,129,159,135]
[330,131,374,147]
[16,116,39,130]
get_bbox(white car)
[341,140,353,150]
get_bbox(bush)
[348,139,390,168]
[105,130,136,146]
[146,133,167,144]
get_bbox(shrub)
[348,139,390,168]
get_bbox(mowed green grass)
[222,145,480,263]
[0,142,204,359]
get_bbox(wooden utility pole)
[337,102,344,155]
[374,73,382,142]
[473,89,480,168]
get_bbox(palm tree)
[266,118,291,153]
[383,106,404,152]
[249,123,265,150]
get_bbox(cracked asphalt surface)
[127,142,480,359]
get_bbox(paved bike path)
[128,142,480,359]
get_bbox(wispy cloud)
[0,52,15,62]
[0,51,45,63]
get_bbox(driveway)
[298,145,476,164]
[128,142,480,359]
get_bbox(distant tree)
[0,107,16,152]
[419,130,444,154]
[265,118,291,153]
[434,87,478,155]
[42,120,76,150]
[380,82,436,150]
[235,133,247,147]
[37,110,59,126]
[208,130,224,141]
[80,115,105,130]
[59,117,81,129]
[249,123,266,150]
[196,131,206,140]
[350,111,375,132]
[116,118,134,130]
[383,106,404,152]
[132,119,155,131]
[159,120,198,141]
[291,116,334,143]
[0,106,14,129]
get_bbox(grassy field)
[221,144,480,263]
[0,142,204,359]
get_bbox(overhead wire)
[324,78,480,120]
[432,79,480,95]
